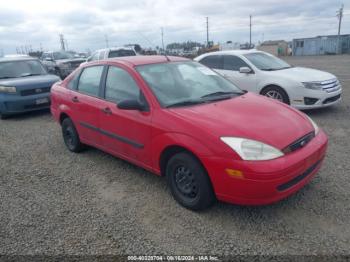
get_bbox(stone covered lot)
[0,55,349,257]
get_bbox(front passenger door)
[220,55,257,92]
[99,66,153,168]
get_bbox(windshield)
[53,51,75,60]
[136,62,243,108]
[0,60,47,79]
[244,52,291,71]
[109,50,136,58]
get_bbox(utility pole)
[206,17,209,47]
[161,27,165,53]
[105,34,109,48]
[59,34,66,51]
[249,15,252,49]
[337,4,344,54]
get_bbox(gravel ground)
[0,55,350,259]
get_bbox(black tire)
[61,118,84,152]
[261,86,290,104]
[166,152,215,211]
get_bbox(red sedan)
[51,56,328,210]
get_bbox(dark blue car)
[0,56,60,119]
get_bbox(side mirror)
[117,99,148,111]
[239,67,252,74]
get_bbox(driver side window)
[223,55,249,71]
[105,66,141,103]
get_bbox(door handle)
[72,96,79,103]
[102,107,112,115]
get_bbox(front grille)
[323,94,341,104]
[24,102,50,109]
[320,78,341,93]
[283,132,315,154]
[277,160,321,191]
[21,87,51,96]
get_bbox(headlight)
[0,86,17,93]
[220,137,284,161]
[305,115,319,135]
[302,82,322,90]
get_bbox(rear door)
[98,65,153,167]
[69,65,105,146]
[220,55,257,92]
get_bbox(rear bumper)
[201,130,328,205]
[0,93,50,115]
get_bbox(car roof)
[90,55,190,67]
[0,56,38,62]
[200,49,263,57]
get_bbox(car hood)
[0,74,61,91]
[266,67,336,82]
[168,93,314,150]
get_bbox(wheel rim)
[63,126,74,149]
[265,90,283,102]
[174,165,198,199]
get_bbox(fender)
[151,132,216,173]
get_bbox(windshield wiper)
[166,99,207,108]
[20,73,43,77]
[201,91,242,99]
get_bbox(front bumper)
[0,93,51,115]
[291,88,342,110]
[201,130,328,205]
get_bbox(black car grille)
[323,94,341,104]
[21,87,51,96]
[24,102,50,109]
[283,132,315,154]
[277,160,321,191]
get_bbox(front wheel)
[166,152,215,210]
[261,86,290,104]
[61,118,84,152]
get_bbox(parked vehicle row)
[50,56,328,210]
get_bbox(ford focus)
[51,56,328,210]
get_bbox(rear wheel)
[261,86,290,104]
[61,118,84,152]
[166,152,215,210]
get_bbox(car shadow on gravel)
[87,145,316,220]
[302,105,346,117]
[0,109,51,121]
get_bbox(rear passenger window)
[67,70,81,90]
[223,55,249,71]
[105,66,140,103]
[199,55,223,70]
[77,66,103,96]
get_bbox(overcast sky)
[0,0,349,54]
